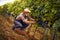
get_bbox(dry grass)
[0,14,60,40]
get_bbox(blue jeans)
[12,20,29,30]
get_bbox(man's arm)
[20,16,35,24]
[28,16,35,21]
[23,19,35,24]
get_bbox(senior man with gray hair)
[12,8,36,39]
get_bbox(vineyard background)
[0,0,60,40]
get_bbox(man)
[12,8,36,39]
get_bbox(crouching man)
[12,8,36,40]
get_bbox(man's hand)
[30,21,36,24]
[31,18,36,21]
